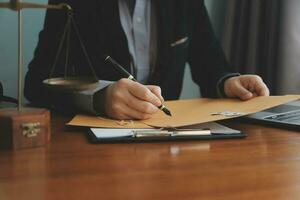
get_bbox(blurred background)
[0,0,299,101]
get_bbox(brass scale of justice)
[0,0,98,149]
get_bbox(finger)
[124,92,159,114]
[107,101,152,120]
[128,82,162,107]
[254,81,270,96]
[233,82,253,100]
[147,85,164,102]
[107,98,153,120]
[120,103,153,120]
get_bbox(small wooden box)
[0,108,51,150]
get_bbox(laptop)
[244,100,300,130]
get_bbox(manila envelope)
[68,115,153,129]
[68,95,300,128]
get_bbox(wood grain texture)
[1,114,300,200]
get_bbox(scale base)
[0,108,51,150]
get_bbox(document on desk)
[68,95,300,128]
[88,122,244,143]
[143,95,300,127]
[68,115,152,128]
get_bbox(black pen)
[104,55,172,117]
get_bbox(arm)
[25,0,164,118]
[187,0,239,98]
[187,0,269,99]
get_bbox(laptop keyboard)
[264,110,300,123]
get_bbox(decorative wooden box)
[0,108,51,150]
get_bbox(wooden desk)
[1,115,300,200]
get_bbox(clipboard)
[87,122,246,143]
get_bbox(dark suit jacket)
[24,0,237,108]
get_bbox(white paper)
[90,128,154,138]
[182,122,241,135]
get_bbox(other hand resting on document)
[224,75,270,100]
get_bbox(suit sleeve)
[187,0,239,98]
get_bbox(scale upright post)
[17,3,22,112]
[0,0,71,150]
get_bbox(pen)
[104,55,172,117]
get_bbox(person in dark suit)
[24,0,269,119]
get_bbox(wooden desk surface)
[1,115,300,200]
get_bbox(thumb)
[147,85,164,103]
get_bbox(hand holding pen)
[103,55,172,120]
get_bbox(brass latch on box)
[22,122,41,138]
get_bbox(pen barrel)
[158,105,165,110]
[105,56,137,82]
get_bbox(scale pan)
[43,77,99,91]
